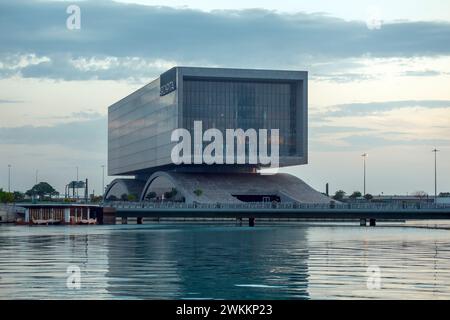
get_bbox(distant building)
[18,203,101,225]
[367,195,433,206]
[436,195,450,205]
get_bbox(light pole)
[101,165,105,196]
[76,166,79,199]
[432,148,440,203]
[35,169,38,185]
[362,153,368,196]
[8,164,11,193]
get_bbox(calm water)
[1,222,450,300]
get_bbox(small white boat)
[78,218,97,225]
[32,219,62,225]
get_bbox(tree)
[120,193,129,201]
[364,194,373,200]
[0,189,14,203]
[127,194,137,202]
[350,191,362,199]
[25,182,58,200]
[13,191,25,202]
[194,189,203,197]
[106,195,118,201]
[164,191,172,199]
[90,195,103,203]
[413,191,428,198]
[146,192,157,200]
[164,188,178,199]
[333,190,346,201]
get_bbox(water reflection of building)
[104,227,183,299]
[0,227,110,299]
[305,226,450,299]
[104,224,310,299]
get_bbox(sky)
[0,0,449,196]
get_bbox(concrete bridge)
[7,202,450,226]
[104,202,450,226]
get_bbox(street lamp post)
[8,164,11,193]
[432,148,440,204]
[101,165,105,196]
[362,153,368,196]
[76,166,79,199]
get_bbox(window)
[183,79,297,157]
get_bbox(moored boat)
[78,218,97,225]
[31,219,62,225]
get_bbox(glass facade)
[108,80,178,175]
[108,67,307,176]
[182,79,297,156]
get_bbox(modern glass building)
[109,67,307,175]
[106,67,329,204]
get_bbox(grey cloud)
[71,111,103,120]
[39,110,104,121]
[342,135,450,148]
[311,72,376,83]
[310,125,375,134]
[310,134,450,152]
[308,100,450,151]
[0,117,106,151]
[402,70,442,77]
[322,100,450,117]
[0,99,24,104]
[1,0,450,80]
[14,54,165,81]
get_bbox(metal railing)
[103,201,450,211]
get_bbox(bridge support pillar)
[25,208,30,224]
[249,217,255,227]
[360,218,367,226]
[137,217,143,225]
[100,207,116,225]
[369,218,376,227]
[121,217,128,224]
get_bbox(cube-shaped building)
[106,67,330,204]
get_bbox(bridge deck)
[114,207,450,220]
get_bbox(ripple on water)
[1,223,450,299]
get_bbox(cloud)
[311,72,376,83]
[0,117,107,151]
[39,110,104,121]
[7,54,174,81]
[341,134,449,148]
[320,100,450,117]
[309,134,450,152]
[0,99,24,104]
[310,128,450,151]
[402,70,443,77]
[1,0,450,80]
[309,100,450,150]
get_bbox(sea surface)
[1,221,450,300]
